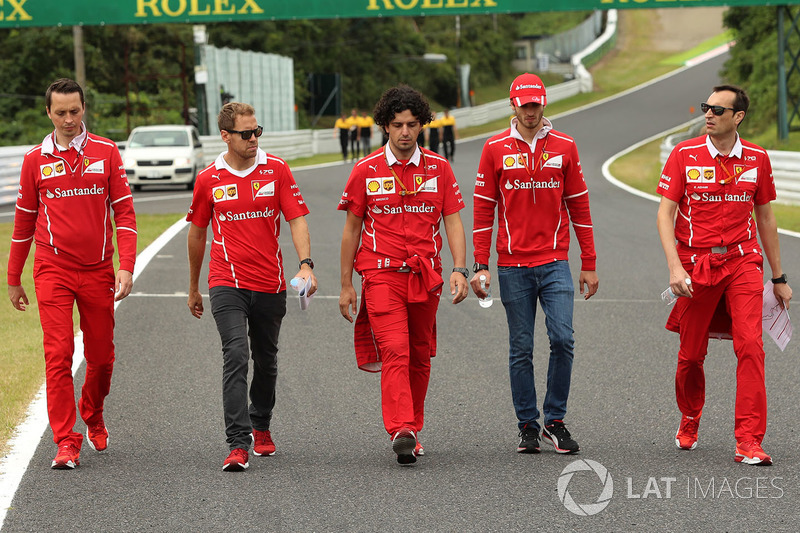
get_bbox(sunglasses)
[225,125,263,140]
[700,103,736,116]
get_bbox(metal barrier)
[0,9,602,206]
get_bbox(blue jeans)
[498,261,575,431]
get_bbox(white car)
[123,125,204,191]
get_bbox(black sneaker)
[542,420,580,454]
[516,425,540,453]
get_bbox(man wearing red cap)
[657,85,791,465]
[339,85,469,465]
[471,73,598,455]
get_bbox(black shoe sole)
[542,435,580,454]
[516,447,541,454]
[393,435,417,465]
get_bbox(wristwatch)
[473,262,489,273]
[299,258,314,270]
[453,267,470,278]
[772,273,788,284]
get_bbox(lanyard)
[514,136,548,180]
[52,131,89,176]
[384,150,427,196]
[715,155,744,185]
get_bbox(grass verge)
[0,213,183,455]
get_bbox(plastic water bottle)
[290,277,303,292]
[478,275,493,308]
[661,278,692,306]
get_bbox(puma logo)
[369,164,378,173]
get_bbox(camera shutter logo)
[557,459,613,516]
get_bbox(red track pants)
[675,254,767,443]
[363,271,440,436]
[34,261,116,448]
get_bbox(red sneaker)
[391,428,416,465]
[52,443,81,469]
[222,448,249,472]
[735,441,772,466]
[86,421,109,452]
[252,429,276,456]
[675,413,701,450]
[415,440,425,457]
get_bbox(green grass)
[660,30,735,66]
[0,213,183,454]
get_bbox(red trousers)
[363,271,439,436]
[674,253,766,443]
[34,261,116,447]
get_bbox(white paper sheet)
[762,281,792,351]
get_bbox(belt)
[711,246,728,254]
[397,265,411,273]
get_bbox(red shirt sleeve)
[108,145,137,273]
[562,142,596,271]
[472,138,499,265]
[186,169,214,228]
[277,162,310,221]
[338,165,366,217]
[754,154,777,206]
[7,151,38,285]
[657,147,685,202]
[441,163,464,216]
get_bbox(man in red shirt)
[187,102,317,472]
[338,85,468,465]
[7,78,137,469]
[471,73,598,455]
[657,85,792,465]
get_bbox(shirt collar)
[705,133,743,159]
[41,123,88,155]
[510,116,552,148]
[215,148,268,177]
[384,142,422,167]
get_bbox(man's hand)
[339,285,358,322]
[669,266,693,298]
[774,282,792,310]
[450,272,469,304]
[292,266,318,296]
[115,269,133,301]
[8,285,29,311]
[578,270,599,300]
[470,270,490,299]
[188,290,204,319]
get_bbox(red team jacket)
[7,129,137,285]
[187,149,309,293]
[473,119,596,270]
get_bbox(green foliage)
[722,6,800,139]
[0,12,588,143]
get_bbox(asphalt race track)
[4,53,800,531]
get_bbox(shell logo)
[367,180,380,193]
[214,188,225,200]
[55,163,64,173]
[504,156,515,168]
[703,169,714,180]
[42,166,53,177]
[687,168,701,180]
[383,179,394,191]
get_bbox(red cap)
[509,73,547,106]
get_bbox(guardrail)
[661,118,800,205]
[0,10,611,207]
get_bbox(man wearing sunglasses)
[470,73,598,456]
[338,85,468,465]
[187,102,318,471]
[657,85,792,466]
